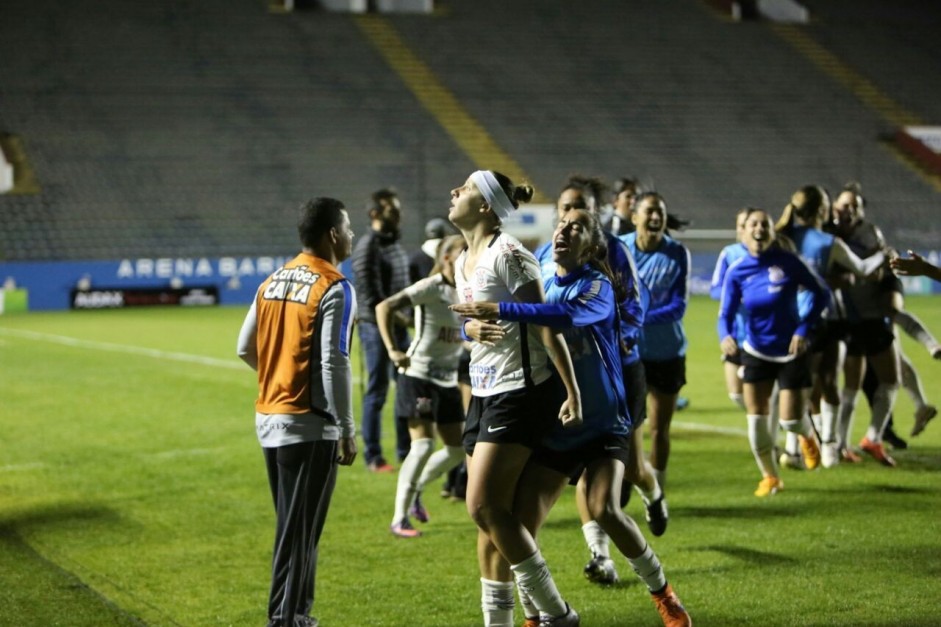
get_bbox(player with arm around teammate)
[454,207,691,627]
[534,175,664,588]
[718,208,830,497]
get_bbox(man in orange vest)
[238,197,358,627]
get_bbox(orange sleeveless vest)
[253,253,346,415]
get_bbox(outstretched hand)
[450,302,500,320]
[891,250,941,280]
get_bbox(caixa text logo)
[73,290,124,309]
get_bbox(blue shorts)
[531,433,632,482]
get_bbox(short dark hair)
[561,174,607,210]
[298,197,345,248]
[369,188,399,214]
[612,176,639,197]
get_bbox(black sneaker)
[645,495,669,537]
[883,424,908,450]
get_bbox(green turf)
[1,296,940,626]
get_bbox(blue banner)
[0,251,935,312]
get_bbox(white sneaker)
[583,554,619,584]
[821,442,840,469]
[779,451,804,470]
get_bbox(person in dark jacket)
[351,188,411,471]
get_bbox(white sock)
[653,467,666,491]
[511,552,567,617]
[838,388,859,450]
[783,429,801,455]
[865,383,899,442]
[729,392,745,409]
[801,412,816,438]
[628,544,667,592]
[821,401,838,443]
[582,520,610,559]
[480,578,514,627]
[811,413,822,435]
[637,460,663,503]
[747,414,777,477]
[900,355,928,411]
[392,437,434,525]
[416,444,464,493]
[516,583,539,621]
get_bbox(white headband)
[470,170,516,221]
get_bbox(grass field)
[1,296,940,626]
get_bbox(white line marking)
[673,420,747,437]
[0,462,46,472]
[147,447,229,460]
[0,327,364,382]
[0,328,245,369]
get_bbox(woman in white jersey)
[450,169,582,627]
[376,234,468,538]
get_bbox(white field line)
[0,327,244,369]
[0,462,46,473]
[0,327,365,381]
[673,420,747,437]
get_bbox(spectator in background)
[237,197,358,627]
[409,217,454,283]
[352,188,412,472]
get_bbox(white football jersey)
[454,231,551,396]
[402,273,464,387]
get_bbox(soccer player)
[237,197,358,627]
[376,234,468,538]
[775,185,887,468]
[718,208,830,496]
[449,169,582,627]
[533,175,663,587]
[829,184,902,466]
[622,192,690,492]
[604,175,640,236]
[454,207,691,627]
[709,208,750,410]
